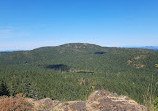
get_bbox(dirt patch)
[128,55,147,68]
[134,55,147,60]
[135,64,145,69]
[127,60,132,65]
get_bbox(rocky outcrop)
[27,90,147,111]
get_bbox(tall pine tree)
[0,80,10,96]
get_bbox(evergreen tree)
[0,80,10,96]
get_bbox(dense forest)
[0,43,158,105]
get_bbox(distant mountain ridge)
[123,46,158,50]
[1,44,158,52]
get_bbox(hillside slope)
[0,43,158,104]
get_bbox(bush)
[0,93,33,111]
[154,97,158,111]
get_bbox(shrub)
[154,98,158,111]
[0,93,33,111]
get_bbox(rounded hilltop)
[32,43,104,51]
[59,43,103,49]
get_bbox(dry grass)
[0,93,33,111]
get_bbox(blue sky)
[0,0,158,50]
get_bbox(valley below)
[0,43,158,110]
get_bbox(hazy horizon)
[0,0,158,50]
[0,42,158,52]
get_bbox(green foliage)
[0,43,158,105]
[0,80,10,96]
[154,98,158,110]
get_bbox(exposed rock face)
[86,90,147,111]
[27,90,147,111]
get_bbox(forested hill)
[0,43,158,104]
